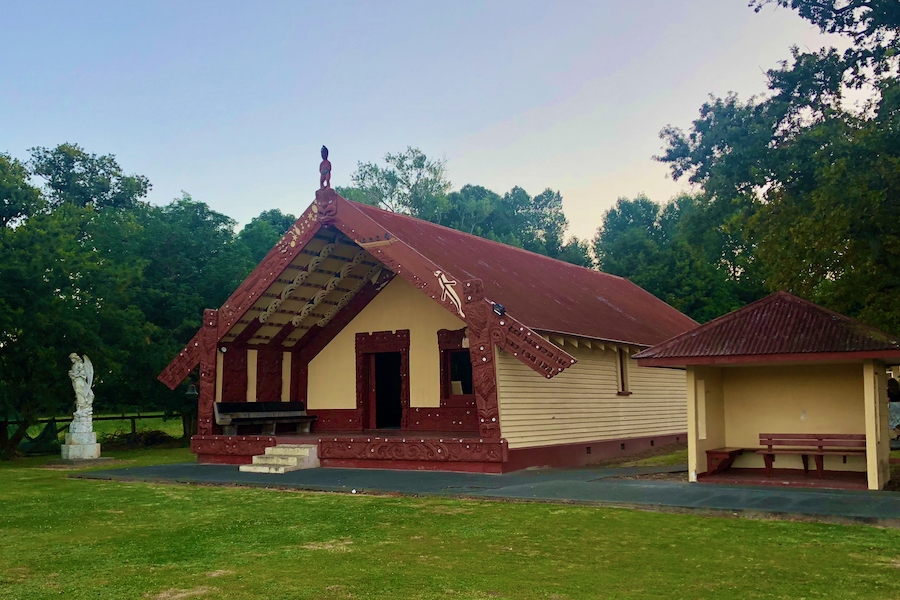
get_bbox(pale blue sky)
[2,1,838,240]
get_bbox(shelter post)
[863,360,890,490]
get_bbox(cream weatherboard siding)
[496,344,687,449]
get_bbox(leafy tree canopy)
[29,143,150,210]
[237,208,296,263]
[0,153,42,227]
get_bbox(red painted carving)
[255,347,282,401]
[221,347,248,402]
[307,409,364,431]
[314,188,338,223]
[157,331,201,390]
[407,407,478,432]
[318,436,507,463]
[460,280,501,438]
[493,316,577,378]
[198,310,219,436]
[191,434,276,457]
[437,328,467,351]
[356,330,411,429]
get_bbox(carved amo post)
[461,280,501,439]
[198,309,219,436]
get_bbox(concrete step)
[266,445,311,457]
[252,455,300,467]
[238,443,320,474]
[239,464,288,474]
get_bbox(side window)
[616,347,631,395]
[442,349,474,398]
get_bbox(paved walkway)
[76,463,900,524]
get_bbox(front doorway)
[356,330,410,431]
[368,352,403,429]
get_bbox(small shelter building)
[159,188,697,473]
[635,292,899,490]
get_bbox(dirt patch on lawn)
[302,539,353,551]
[585,442,687,468]
[147,587,216,600]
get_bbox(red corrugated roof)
[634,291,900,364]
[350,201,698,347]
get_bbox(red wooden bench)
[705,447,745,475]
[757,433,866,478]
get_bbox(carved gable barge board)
[158,330,202,390]
[216,198,325,340]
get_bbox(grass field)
[2,449,900,599]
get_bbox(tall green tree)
[0,204,151,458]
[237,209,297,263]
[657,0,900,332]
[342,147,452,216]
[29,143,150,210]
[594,195,762,323]
[0,153,42,227]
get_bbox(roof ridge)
[635,290,900,360]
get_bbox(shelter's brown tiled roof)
[634,291,900,365]
[350,201,698,347]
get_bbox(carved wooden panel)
[191,434,276,456]
[318,436,507,463]
[355,330,411,429]
[157,331,201,390]
[197,310,219,436]
[407,407,478,432]
[221,347,248,403]
[437,328,467,351]
[460,280,500,438]
[255,347,282,402]
[307,409,363,431]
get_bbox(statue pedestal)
[61,431,101,460]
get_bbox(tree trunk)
[1,420,32,460]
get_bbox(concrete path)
[76,463,900,525]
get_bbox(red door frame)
[355,330,410,430]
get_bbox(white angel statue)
[68,353,95,434]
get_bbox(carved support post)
[198,309,219,436]
[462,280,501,439]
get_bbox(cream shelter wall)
[723,363,867,472]
[687,367,725,482]
[496,344,687,449]
[308,277,466,410]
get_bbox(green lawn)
[24,414,184,442]
[2,450,900,599]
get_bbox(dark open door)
[372,352,402,429]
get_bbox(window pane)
[449,350,473,395]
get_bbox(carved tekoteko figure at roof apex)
[320,146,331,189]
